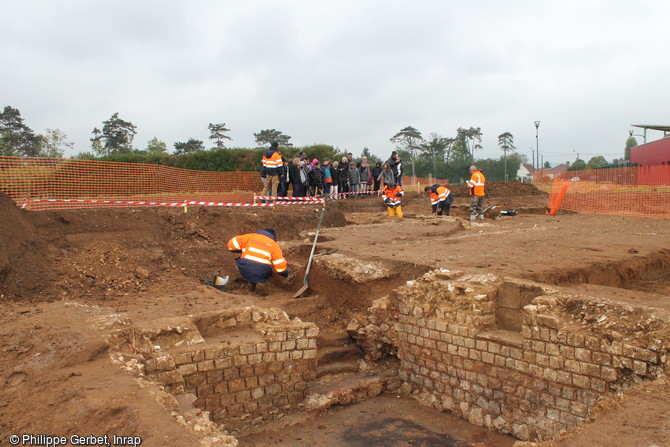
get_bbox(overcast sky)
[2,0,668,166]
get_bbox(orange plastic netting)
[544,165,670,218]
[0,156,263,210]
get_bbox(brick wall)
[352,271,668,442]
[139,307,318,427]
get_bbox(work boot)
[395,206,404,218]
[478,214,485,220]
[470,215,476,222]
[247,282,257,292]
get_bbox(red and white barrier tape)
[255,196,323,201]
[256,191,377,201]
[329,191,377,198]
[20,198,325,209]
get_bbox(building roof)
[547,164,568,171]
[631,124,670,133]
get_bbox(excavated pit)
[2,188,670,447]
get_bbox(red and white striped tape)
[329,191,377,198]
[256,191,377,201]
[255,196,323,201]
[20,198,324,209]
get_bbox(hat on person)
[259,228,277,240]
[271,141,279,148]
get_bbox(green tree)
[360,147,382,164]
[390,126,423,180]
[254,129,292,147]
[568,159,587,171]
[146,137,167,154]
[624,136,638,161]
[420,133,452,178]
[38,128,74,158]
[208,123,232,149]
[444,139,472,183]
[174,138,205,155]
[497,131,516,181]
[0,106,40,156]
[587,155,609,169]
[544,161,551,169]
[91,112,137,155]
[456,126,483,161]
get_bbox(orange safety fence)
[544,165,670,218]
[0,156,265,210]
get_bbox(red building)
[629,125,670,166]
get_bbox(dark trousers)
[292,182,305,197]
[237,258,272,284]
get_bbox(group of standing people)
[260,144,405,199]
[259,144,486,221]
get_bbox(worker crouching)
[382,182,404,218]
[227,228,290,292]
[424,184,453,216]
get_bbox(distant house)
[517,163,535,182]
[542,164,569,180]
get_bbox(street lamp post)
[534,121,540,171]
[628,129,647,144]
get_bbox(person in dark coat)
[307,161,325,196]
[385,151,402,186]
[337,156,350,194]
[371,162,382,192]
[289,156,303,197]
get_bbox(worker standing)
[260,142,284,199]
[227,229,290,292]
[467,165,486,221]
[382,181,404,218]
[424,184,453,216]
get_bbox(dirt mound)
[0,195,346,302]
[448,180,547,198]
[0,195,35,275]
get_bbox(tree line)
[1,105,636,182]
[388,126,523,182]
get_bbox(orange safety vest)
[227,233,287,272]
[382,185,404,206]
[262,150,283,175]
[429,186,450,205]
[467,171,485,196]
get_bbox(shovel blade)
[293,284,309,298]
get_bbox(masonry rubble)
[347,269,670,442]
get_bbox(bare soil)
[1,181,669,446]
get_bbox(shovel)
[294,207,326,298]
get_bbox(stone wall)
[136,307,318,427]
[351,270,669,442]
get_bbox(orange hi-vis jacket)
[429,185,450,205]
[467,170,485,196]
[227,233,287,273]
[382,185,404,207]
[262,149,284,176]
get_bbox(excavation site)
[1,183,670,447]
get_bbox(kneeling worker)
[382,181,404,218]
[227,229,290,292]
[424,184,453,216]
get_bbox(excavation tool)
[493,207,522,220]
[203,270,229,291]
[294,207,326,298]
